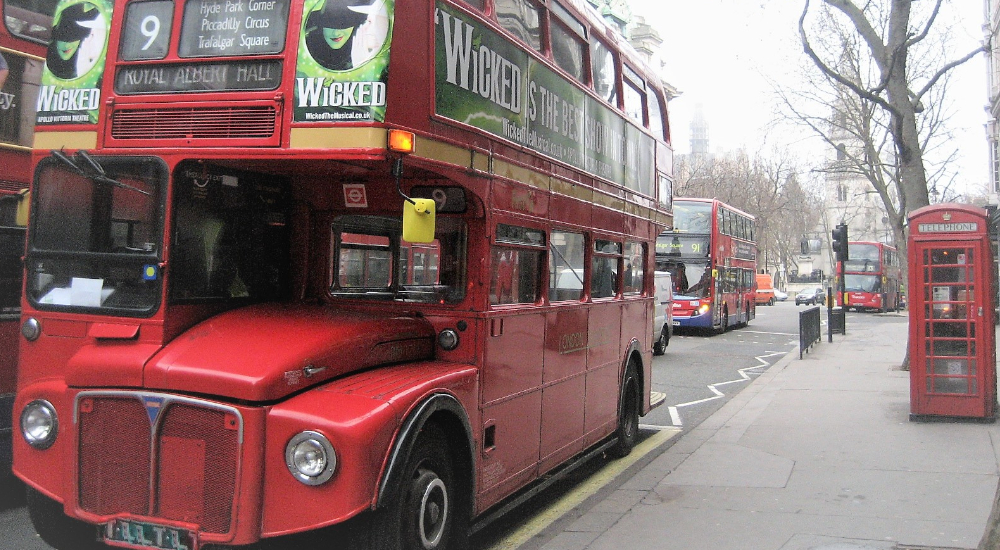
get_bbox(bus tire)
[376,423,460,550]
[653,326,668,355]
[715,308,729,335]
[610,363,640,458]
[27,487,103,550]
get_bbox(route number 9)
[140,15,160,50]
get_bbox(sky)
[626,0,990,196]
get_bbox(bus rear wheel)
[610,364,640,458]
[378,424,459,550]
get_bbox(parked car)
[795,287,825,306]
[652,271,674,355]
[774,289,788,302]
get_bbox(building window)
[837,184,848,202]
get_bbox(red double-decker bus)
[0,0,51,482]
[13,0,673,548]
[836,241,902,312]
[655,198,756,333]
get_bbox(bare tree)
[794,0,984,367]
[798,0,984,222]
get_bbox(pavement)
[531,314,1000,550]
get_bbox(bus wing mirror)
[402,198,436,243]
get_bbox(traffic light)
[832,223,849,262]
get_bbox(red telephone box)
[908,204,996,421]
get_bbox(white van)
[653,271,674,355]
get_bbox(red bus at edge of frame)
[0,0,49,482]
[12,0,674,548]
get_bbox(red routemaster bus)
[13,0,673,548]
[655,198,756,333]
[0,0,51,482]
[835,241,902,312]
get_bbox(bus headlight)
[438,329,459,351]
[21,400,58,449]
[285,431,337,485]
[697,304,711,315]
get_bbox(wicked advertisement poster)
[0,51,41,147]
[294,0,393,123]
[434,1,654,193]
[36,0,114,126]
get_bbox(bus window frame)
[591,236,622,300]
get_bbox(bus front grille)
[77,394,240,534]
[110,106,277,140]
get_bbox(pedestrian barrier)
[799,306,821,359]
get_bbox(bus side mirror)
[402,198,436,243]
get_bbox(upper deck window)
[4,0,57,43]
[623,66,645,126]
[589,38,616,104]
[177,0,290,58]
[549,3,584,82]
[495,0,541,51]
[672,201,712,234]
[458,0,486,10]
[647,90,666,141]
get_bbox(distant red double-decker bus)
[0,0,50,481]
[656,198,757,333]
[13,0,674,548]
[836,241,902,312]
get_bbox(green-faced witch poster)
[36,0,113,126]
[294,0,394,123]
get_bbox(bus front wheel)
[27,487,104,550]
[378,424,459,550]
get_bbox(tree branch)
[905,0,943,49]
[914,45,987,102]
[801,0,899,116]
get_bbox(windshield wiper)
[51,150,151,196]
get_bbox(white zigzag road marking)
[667,350,786,427]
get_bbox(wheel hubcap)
[418,471,448,549]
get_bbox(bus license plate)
[672,321,680,326]
[102,518,197,550]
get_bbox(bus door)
[479,224,548,507]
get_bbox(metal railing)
[799,306,821,359]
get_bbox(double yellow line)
[485,426,681,550]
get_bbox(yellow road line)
[485,427,682,550]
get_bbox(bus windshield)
[663,259,711,298]
[27,156,165,315]
[671,201,713,234]
[331,215,467,304]
[845,274,881,293]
